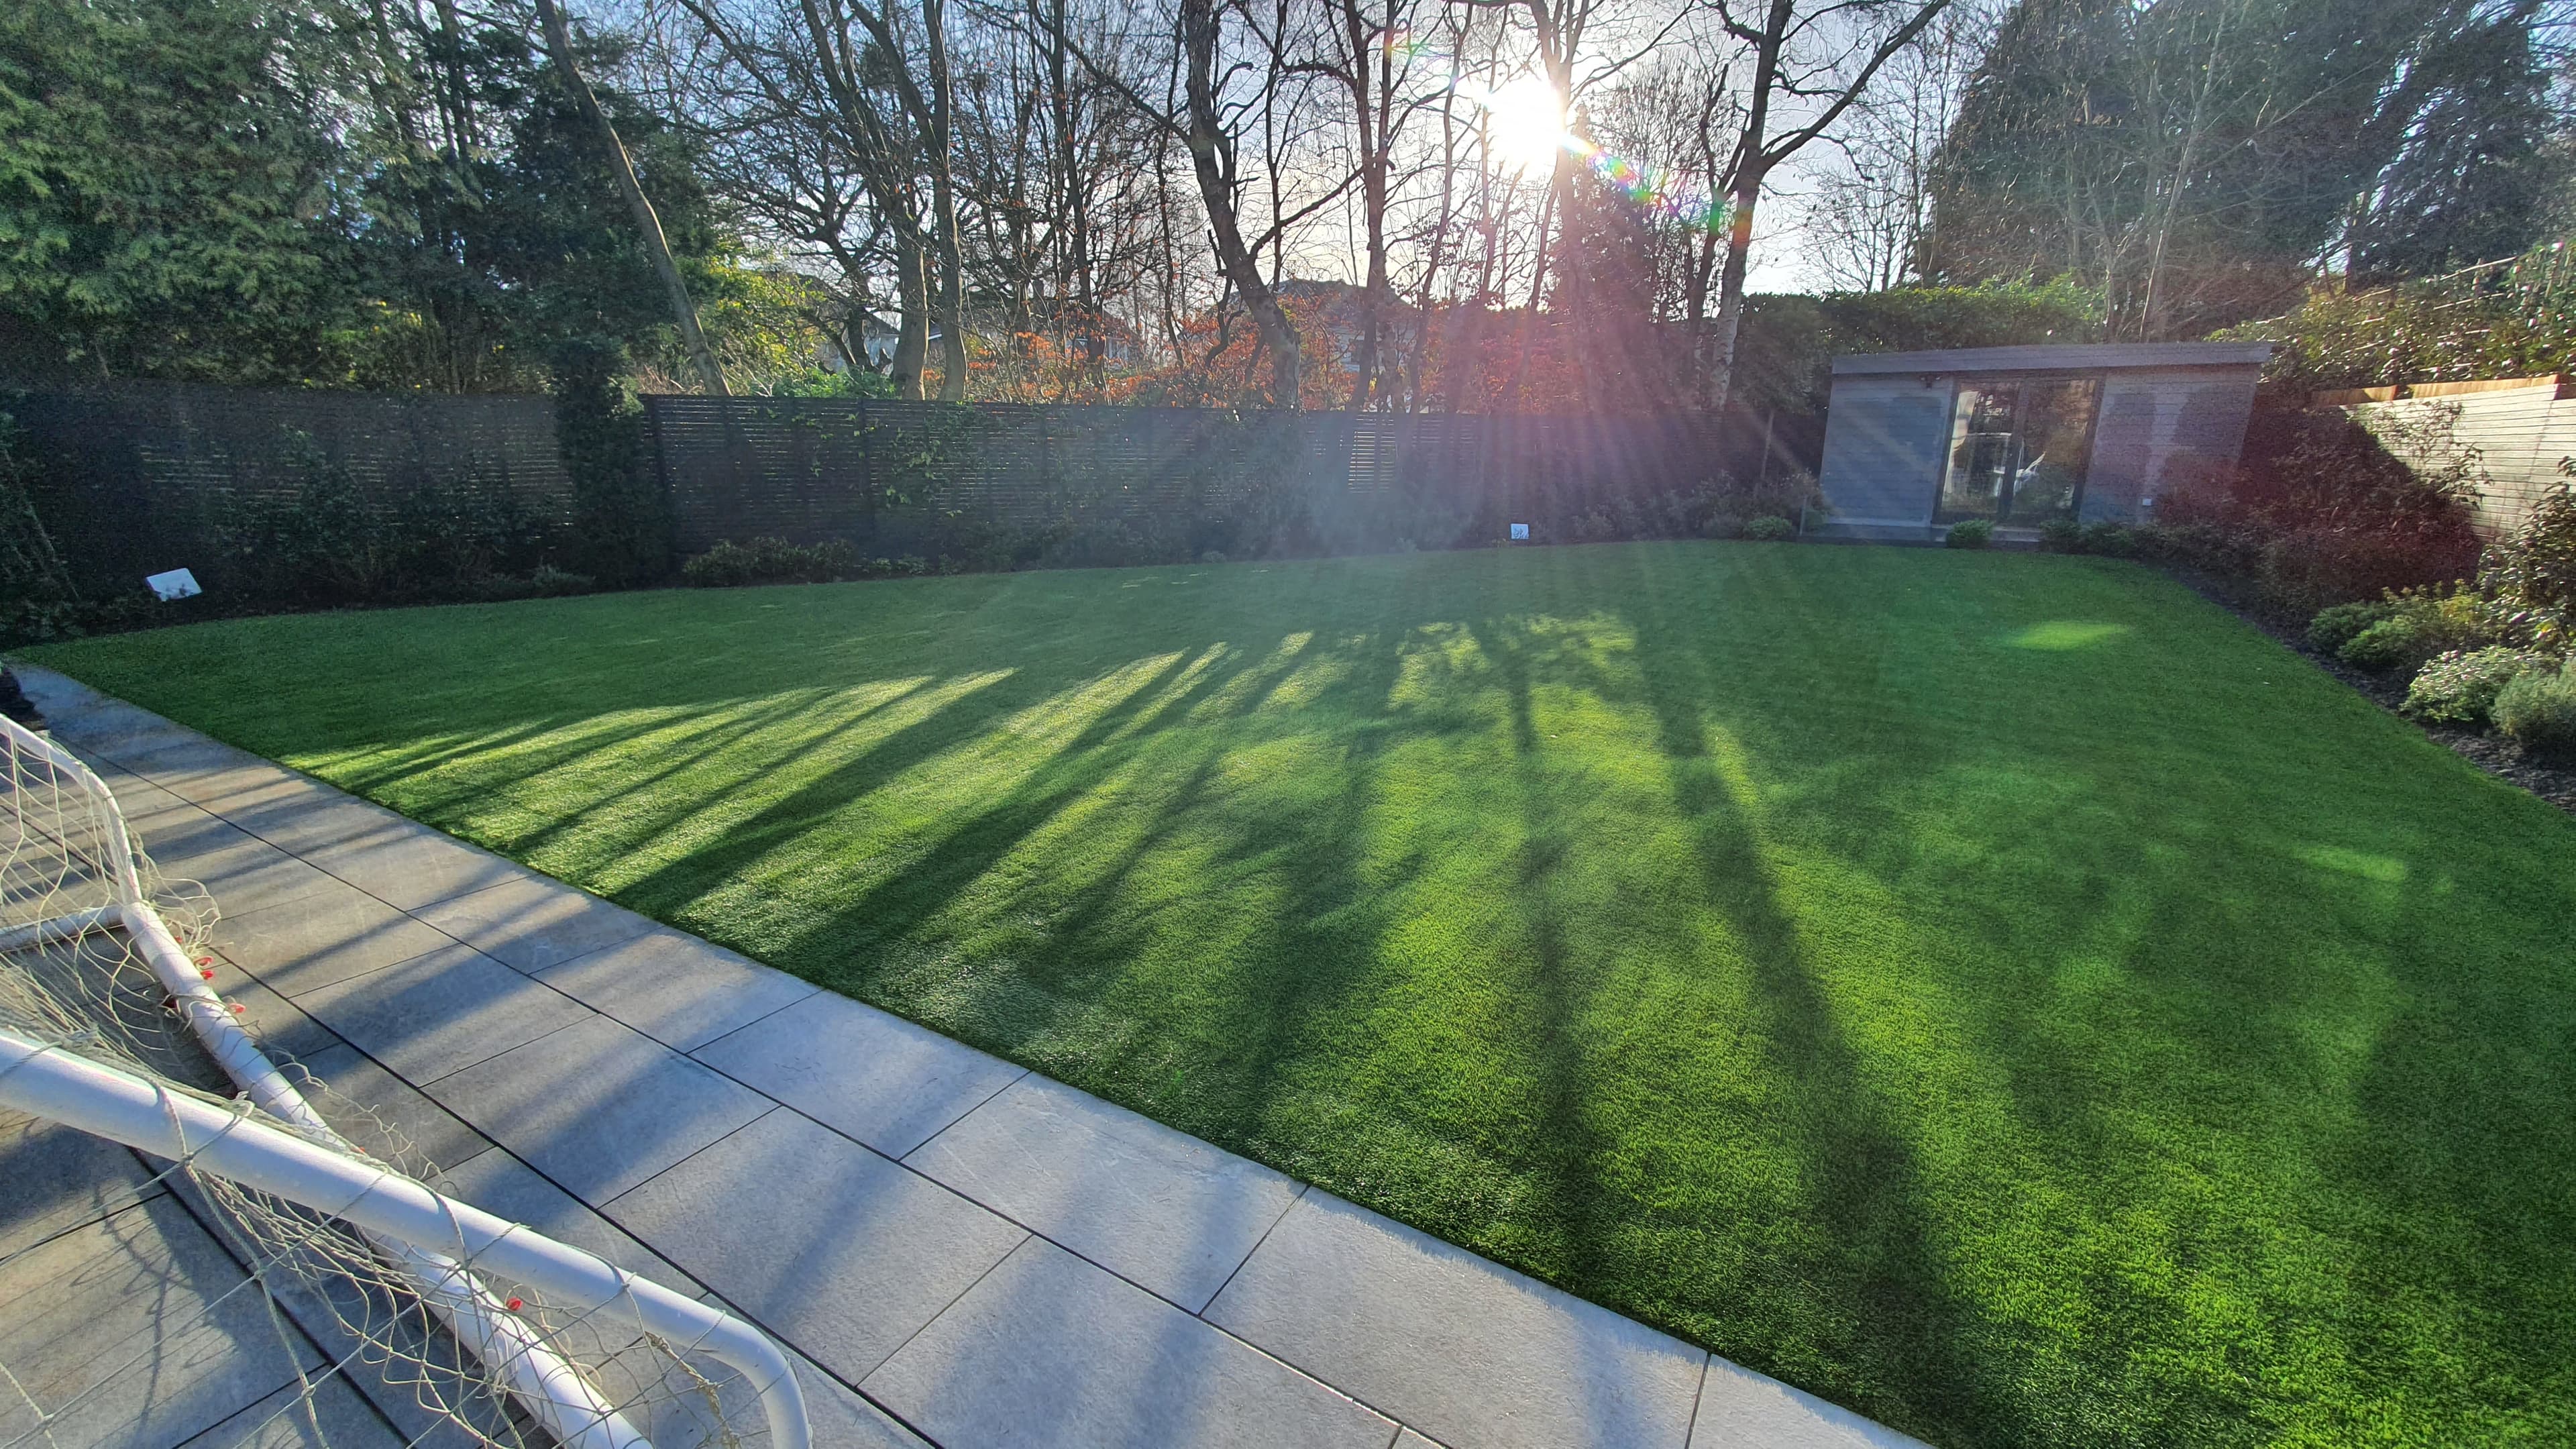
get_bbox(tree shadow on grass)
[1617,585,2034,1448]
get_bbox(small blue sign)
[1509,523,1529,541]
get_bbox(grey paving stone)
[210,885,460,998]
[629,1328,927,1449]
[863,1236,1395,1449]
[293,945,594,1086]
[1395,1432,1444,1448]
[431,1014,774,1201]
[908,1073,1303,1311]
[433,1146,706,1299]
[218,971,345,1061]
[211,778,396,856]
[532,927,817,1052]
[415,874,660,974]
[300,823,532,912]
[282,1041,494,1173]
[0,1105,163,1258]
[86,757,202,821]
[1205,1193,1709,1449]
[133,818,343,915]
[693,991,1024,1157]
[0,1195,323,1449]
[1688,1360,1930,1449]
[605,1107,1026,1385]
[777,1345,932,1449]
[174,1375,406,1449]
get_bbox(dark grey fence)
[647,398,1812,558]
[3,381,1827,598]
[3,382,568,594]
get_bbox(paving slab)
[211,779,401,857]
[1205,1192,1709,1449]
[174,1375,407,1449]
[908,1073,1304,1311]
[1688,1360,1928,1449]
[0,1195,323,1449]
[210,885,461,998]
[433,1146,706,1299]
[85,758,201,821]
[531,926,816,1052]
[606,1107,1027,1385]
[217,971,345,1061]
[1,1106,163,1258]
[693,991,1025,1158]
[284,1042,494,1174]
[131,818,343,916]
[774,1346,933,1449]
[292,944,595,1086]
[1395,1432,1444,1448]
[864,1236,1395,1449]
[413,873,660,973]
[298,823,533,912]
[430,1014,774,1201]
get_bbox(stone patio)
[3,667,1927,1449]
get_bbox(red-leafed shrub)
[2155,407,2483,612]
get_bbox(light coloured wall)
[2340,383,2576,539]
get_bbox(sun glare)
[1481,74,1567,172]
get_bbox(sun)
[1480,74,1567,172]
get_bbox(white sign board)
[1509,523,1529,541]
[146,568,203,602]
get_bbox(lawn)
[32,541,2576,1447]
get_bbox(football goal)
[0,710,808,1449]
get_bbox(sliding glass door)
[1937,377,2100,525]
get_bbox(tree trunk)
[1182,0,1301,406]
[892,231,930,399]
[531,0,727,396]
[925,0,969,399]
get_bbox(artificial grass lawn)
[33,543,2576,1446]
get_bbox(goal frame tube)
[0,1030,811,1449]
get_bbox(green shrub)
[2493,664,2576,755]
[2404,648,2557,725]
[1702,513,1747,540]
[2308,600,2399,653]
[553,339,669,588]
[1945,519,1993,549]
[2078,521,2137,557]
[2483,478,2576,646]
[2037,519,2083,552]
[1743,515,1794,541]
[2337,592,2505,672]
[681,537,857,588]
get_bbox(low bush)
[2079,521,2138,557]
[2493,664,2576,755]
[2404,647,2559,725]
[2337,591,2507,673]
[1743,515,1794,541]
[2037,519,2083,552]
[1945,519,1993,549]
[681,537,861,588]
[2483,478,2576,646]
[2308,600,2399,653]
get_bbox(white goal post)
[0,708,809,1449]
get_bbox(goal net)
[0,711,807,1449]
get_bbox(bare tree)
[1701,0,1956,411]
[535,0,730,394]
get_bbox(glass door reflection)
[1938,378,2098,525]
